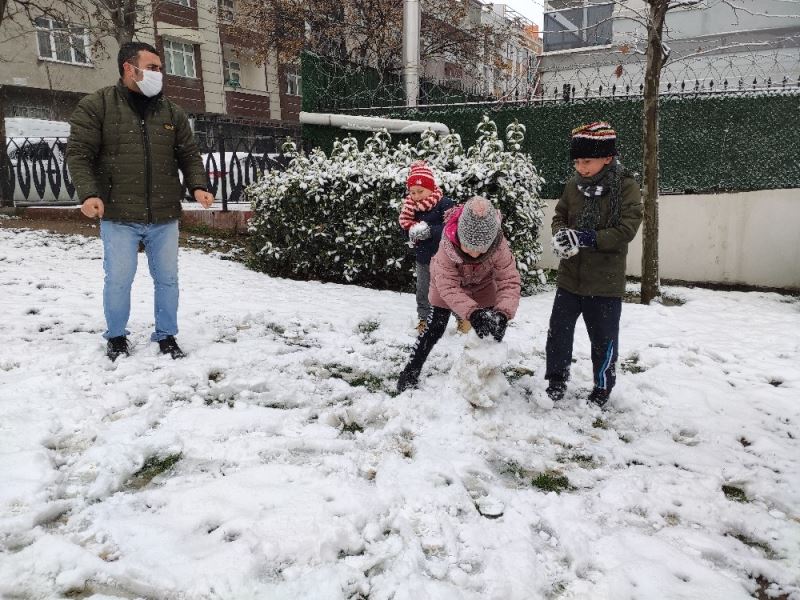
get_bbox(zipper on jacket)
[140,117,153,223]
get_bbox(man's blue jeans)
[100,219,179,342]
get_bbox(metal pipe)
[403,0,420,107]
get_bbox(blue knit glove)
[574,229,597,248]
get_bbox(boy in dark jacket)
[546,122,643,407]
[399,161,455,333]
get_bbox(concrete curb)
[8,206,253,234]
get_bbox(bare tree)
[223,0,517,87]
[639,0,673,305]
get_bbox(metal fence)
[1,136,288,209]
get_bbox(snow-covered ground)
[0,227,798,600]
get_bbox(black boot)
[397,367,421,393]
[158,336,186,359]
[588,388,610,408]
[106,336,130,361]
[546,380,567,401]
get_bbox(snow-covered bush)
[247,116,546,292]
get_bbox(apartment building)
[538,0,800,97]
[419,1,543,101]
[0,0,301,144]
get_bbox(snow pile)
[0,228,798,599]
[447,336,509,408]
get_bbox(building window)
[169,0,192,6]
[223,60,241,88]
[543,2,613,52]
[35,17,90,65]
[219,0,235,22]
[286,69,301,96]
[164,39,197,78]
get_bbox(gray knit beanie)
[457,196,500,253]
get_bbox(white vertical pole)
[403,0,420,107]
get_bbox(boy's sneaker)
[397,367,421,393]
[456,318,472,334]
[416,319,427,334]
[546,380,567,401]
[588,388,610,408]
[106,336,130,361]
[158,336,186,359]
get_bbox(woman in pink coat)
[397,196,522,392]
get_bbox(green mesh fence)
[302,92,800,198]
[301,51,493,113]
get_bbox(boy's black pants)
[404,306,451,373]
[545,288,621,392]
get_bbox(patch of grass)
[592,417,608,429]
[356,318,380,335]
[322,363,385,393]
[126,453,182,489]
[558,453,598,468]
[349,373,384,393]
[502,365,535,382]
[205,394,235,408]
[621,353,646,374]
[662,512,680,526]
[265,322,286,335]
[341,421,365,434]
[324,363,354,378]
[546,581,567,599]
[531,471,572,494]
[500,459,538,482]
[208,369,224,382]
[751,575,792,600]
[726,532,776,559]
[722,484,749,503]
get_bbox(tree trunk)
[115,0,136,45]
[640,0,668,305]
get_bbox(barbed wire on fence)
[306,45,800,111]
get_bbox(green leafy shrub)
[247,117,546,292]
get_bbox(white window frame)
[223,59,241,88]
[34,17,91,66]
[169,0,192,6]
[163,39,197,78]
[286,69,302,96]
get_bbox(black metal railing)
[1,136,289,209]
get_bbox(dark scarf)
[577,160,625,230]
[126,86,162,118]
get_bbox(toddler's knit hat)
[406,161,436,191]
[458,196,500,254]
[570,121,618,159]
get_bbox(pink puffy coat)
[428,206,521,321]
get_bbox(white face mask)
[132,65,163,97]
